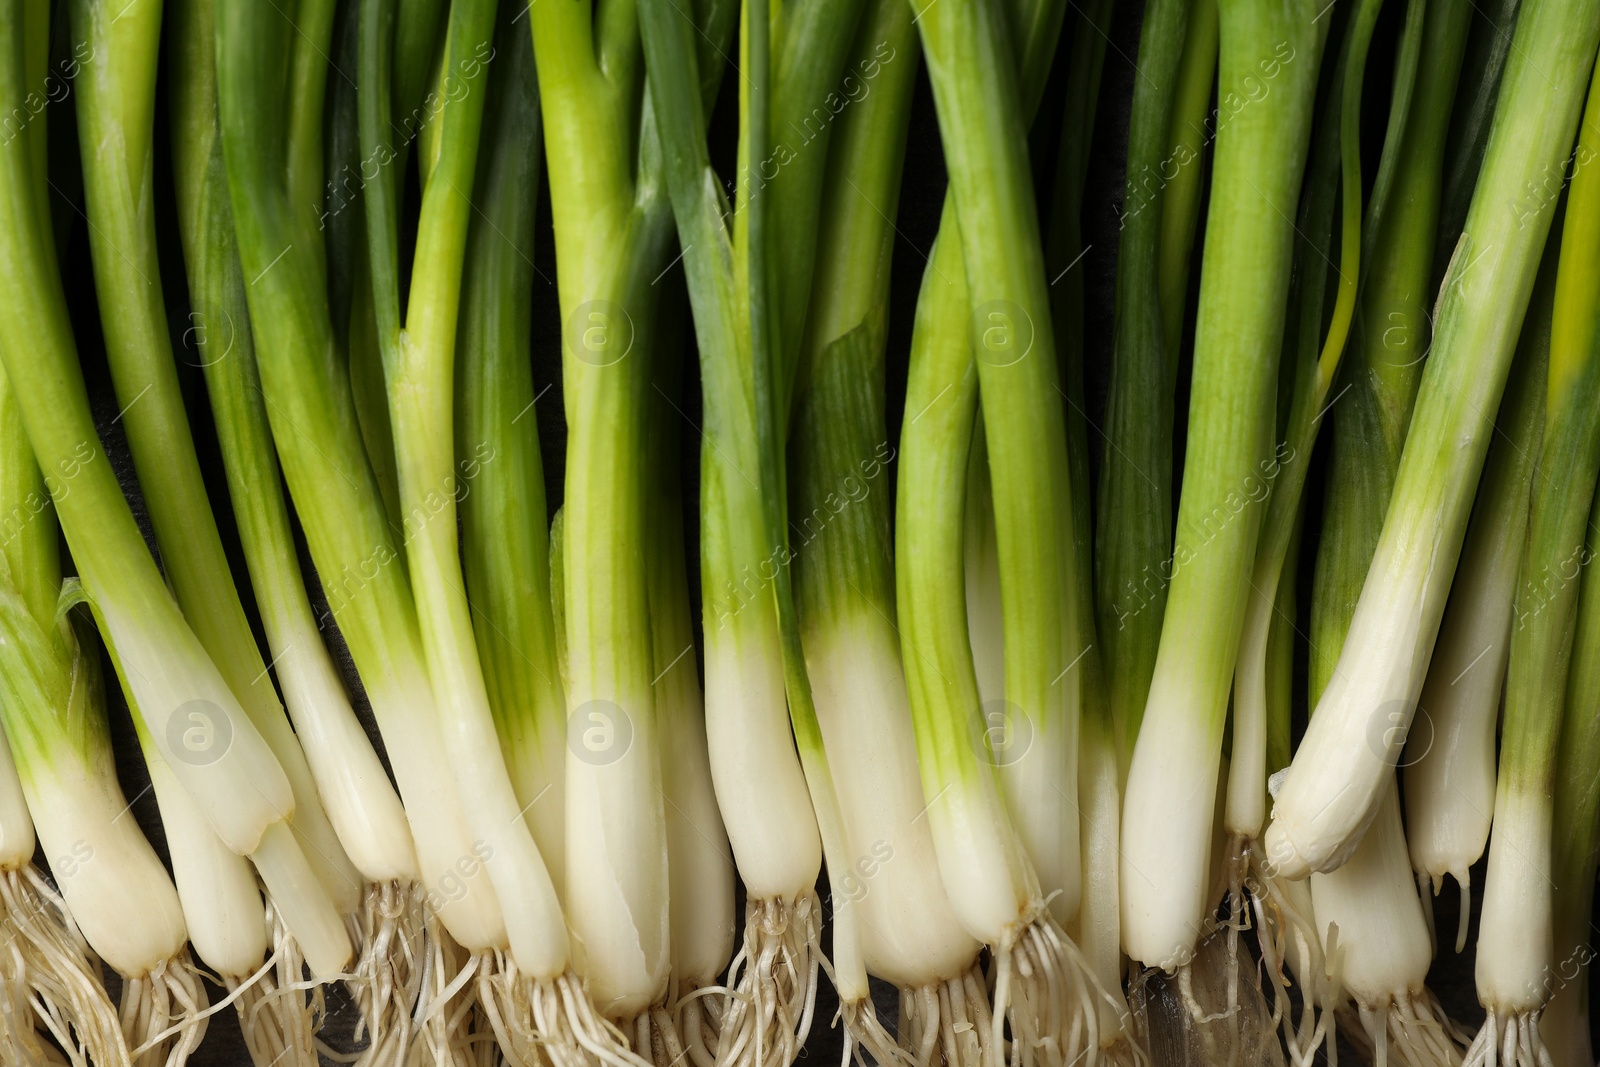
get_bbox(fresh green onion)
[0,4,343,1007]
[1467,56,1600,1065]
[215,0,511,995]
[1121,0,1326,970]
[455,0,566,960]
[644,294,736,1042]
[0,378,161,1066]
[1264,0,1600,880]
[168,1,432,1055]
[1401,209,1555,931]
[638,0,874,1058]
[1097,0,1203,783]
[786,0,998,1056]
[359,0,572,1009]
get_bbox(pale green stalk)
[1120,0,1326,969]
[168,0,415,894]
[361,0,566,979]
[455,9,566,910]
[1229,0,1397,839]
[215,0,507,954]
[1473,61,1600,1034]
[0,0,295,898]
[1265,0,1600,879]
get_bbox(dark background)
[32,0,1546,1061]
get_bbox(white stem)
[656,632,734,987]
[1475,785,1554,1012]
[703,607,820,899]
[1228,568,1277,838]
[1075,725,1128,1042]
[964,435,1080,926]
[142,747,267,980]
[1403,518,1516,884]
[98,596,292,854]
[250,821,352,979]
[272,631,417,885]
[1309,781,1432,1008]
[1121,663,1220,969]
[24,757,185,980]
[807,617,979,990]
[365,671,508,953]
[565,676,670,1018]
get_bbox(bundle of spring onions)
[12,0,1600,1063]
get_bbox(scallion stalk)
[787,0,1001,1056]
[1466,57,1600,1065]
[639,0,893,1056]
[1401,212,1555,928]
[1265,0,1600,878]
[1230,0,1386,844]
[1097,0,1201,783]
[916,0,1088,942]
[0,5,333,1001]
[644,296,736,1038]
[527,0,738,1041]
[1121,0,1326,970]
[359,0,573,1007]
[0,380,154,1067]
[456,0,566,947]
[65,0,360,984]
[167,3,432,1054]
[215,0,511,986]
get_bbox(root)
[991,906,1139,1067]
[230,901,320,1067]
[715,892,821,1067]
[343,879,425,1067]
[896,963,993,1067]
[411,921,488,1067]
[122,950,209,1067]
[640,998,690,1067]
[0,865,128,1066]
[673,978,725,1067]
[1246,841,1334,1067]
[472,950,657,1067]
[1461,1010,1552,1067]
[835,992,908,1067]
[528,967,655,1067]
[1338,989,1469,1067]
